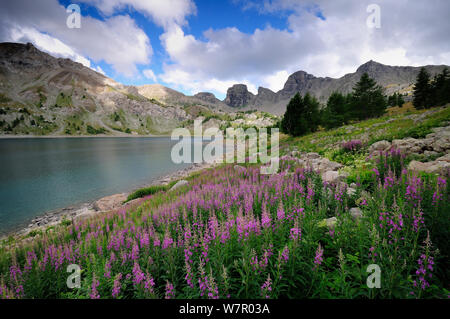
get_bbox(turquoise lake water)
[0,137,197,235]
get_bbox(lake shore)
[0,134,169,139]
[0,160,217,240]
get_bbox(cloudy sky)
[1,0,449,99]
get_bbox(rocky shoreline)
[1,161,215,240]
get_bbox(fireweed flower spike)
[261,274,272,299]
[90,275,100,299]
[112,273,122,298]
[165,281,175,299]
[313,243,324,271]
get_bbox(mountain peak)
[224,84,255,107]
[356,60,385,73]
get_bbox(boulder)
[321,170,340,183]
[432,137,450,153]
[369,140,391,153]
[432,126,450,137]
[306,152,320,159]
[347,188,356,196]
[170,180,188,191]
[436,153,450,162]
[338,171,349,179]
[350,207,363,219]
[75,207,98,220]
[318,217,338,230]
[391,138,425,154]
[93,193,127,212]
[318,158,343,172]
[325,217,337,230]
[408,160,450,174]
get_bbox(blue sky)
[1,0,449,100]
[57,0,296,94]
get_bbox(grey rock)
[369,140,391,153]
[350,207,363,219]
[193,92,220,104]
[408,160,450,174]
[170,180,188,191]
[224,84,255,107]
[436,153,450,162]
[93,193,128,212]
[325,217,337,230]
[321,171,340,183]
[306,152,320,159]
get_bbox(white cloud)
[79,0,196,29]
[8,26,92,68]
[158,24,322,95]
[0,0,152,77]
[158,0,450,97]
[143,69,157,82]
[94,65,106,75]
[262,70,290,92]
[159,67,257,99]
[1,0,449,98]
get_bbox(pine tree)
[431,68,450,106]
[388,93,397,107]
[397,93,405,107]
[387,92,405,107]
[281,92,320,136]
[350,73,386,119]
[281,93,304,136]
[322,92,347,129]
[303,93,320,133]
[413,67,432,109]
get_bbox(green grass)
[0,93,12,104]
[86,125,107,135]
[125,180,178,202]
[282,105,449,169]
[55,92,73,108]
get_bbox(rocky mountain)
[0,42,201,135]
[136,84,229,111]
[0,42,248,136]
[222,60,449,115]
[224,84,255,108]
[1,42,448,136]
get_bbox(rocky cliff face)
[194,92,221,104]
[224,84,255,108]
[221,60,449,115]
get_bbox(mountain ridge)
[223,60,449,114]
[1,41,449,127]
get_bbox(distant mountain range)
[223,60,448,115]
[0,42,235,136]
[0,42,448,136]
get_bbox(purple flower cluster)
[342,140,363,152]
[313,244,324,271]
[413,254,434,291]
[90,276,100,299]
[261,275,272,299]
[165,281,175,299]
[0,155,447,299]
[112,273,122,298]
